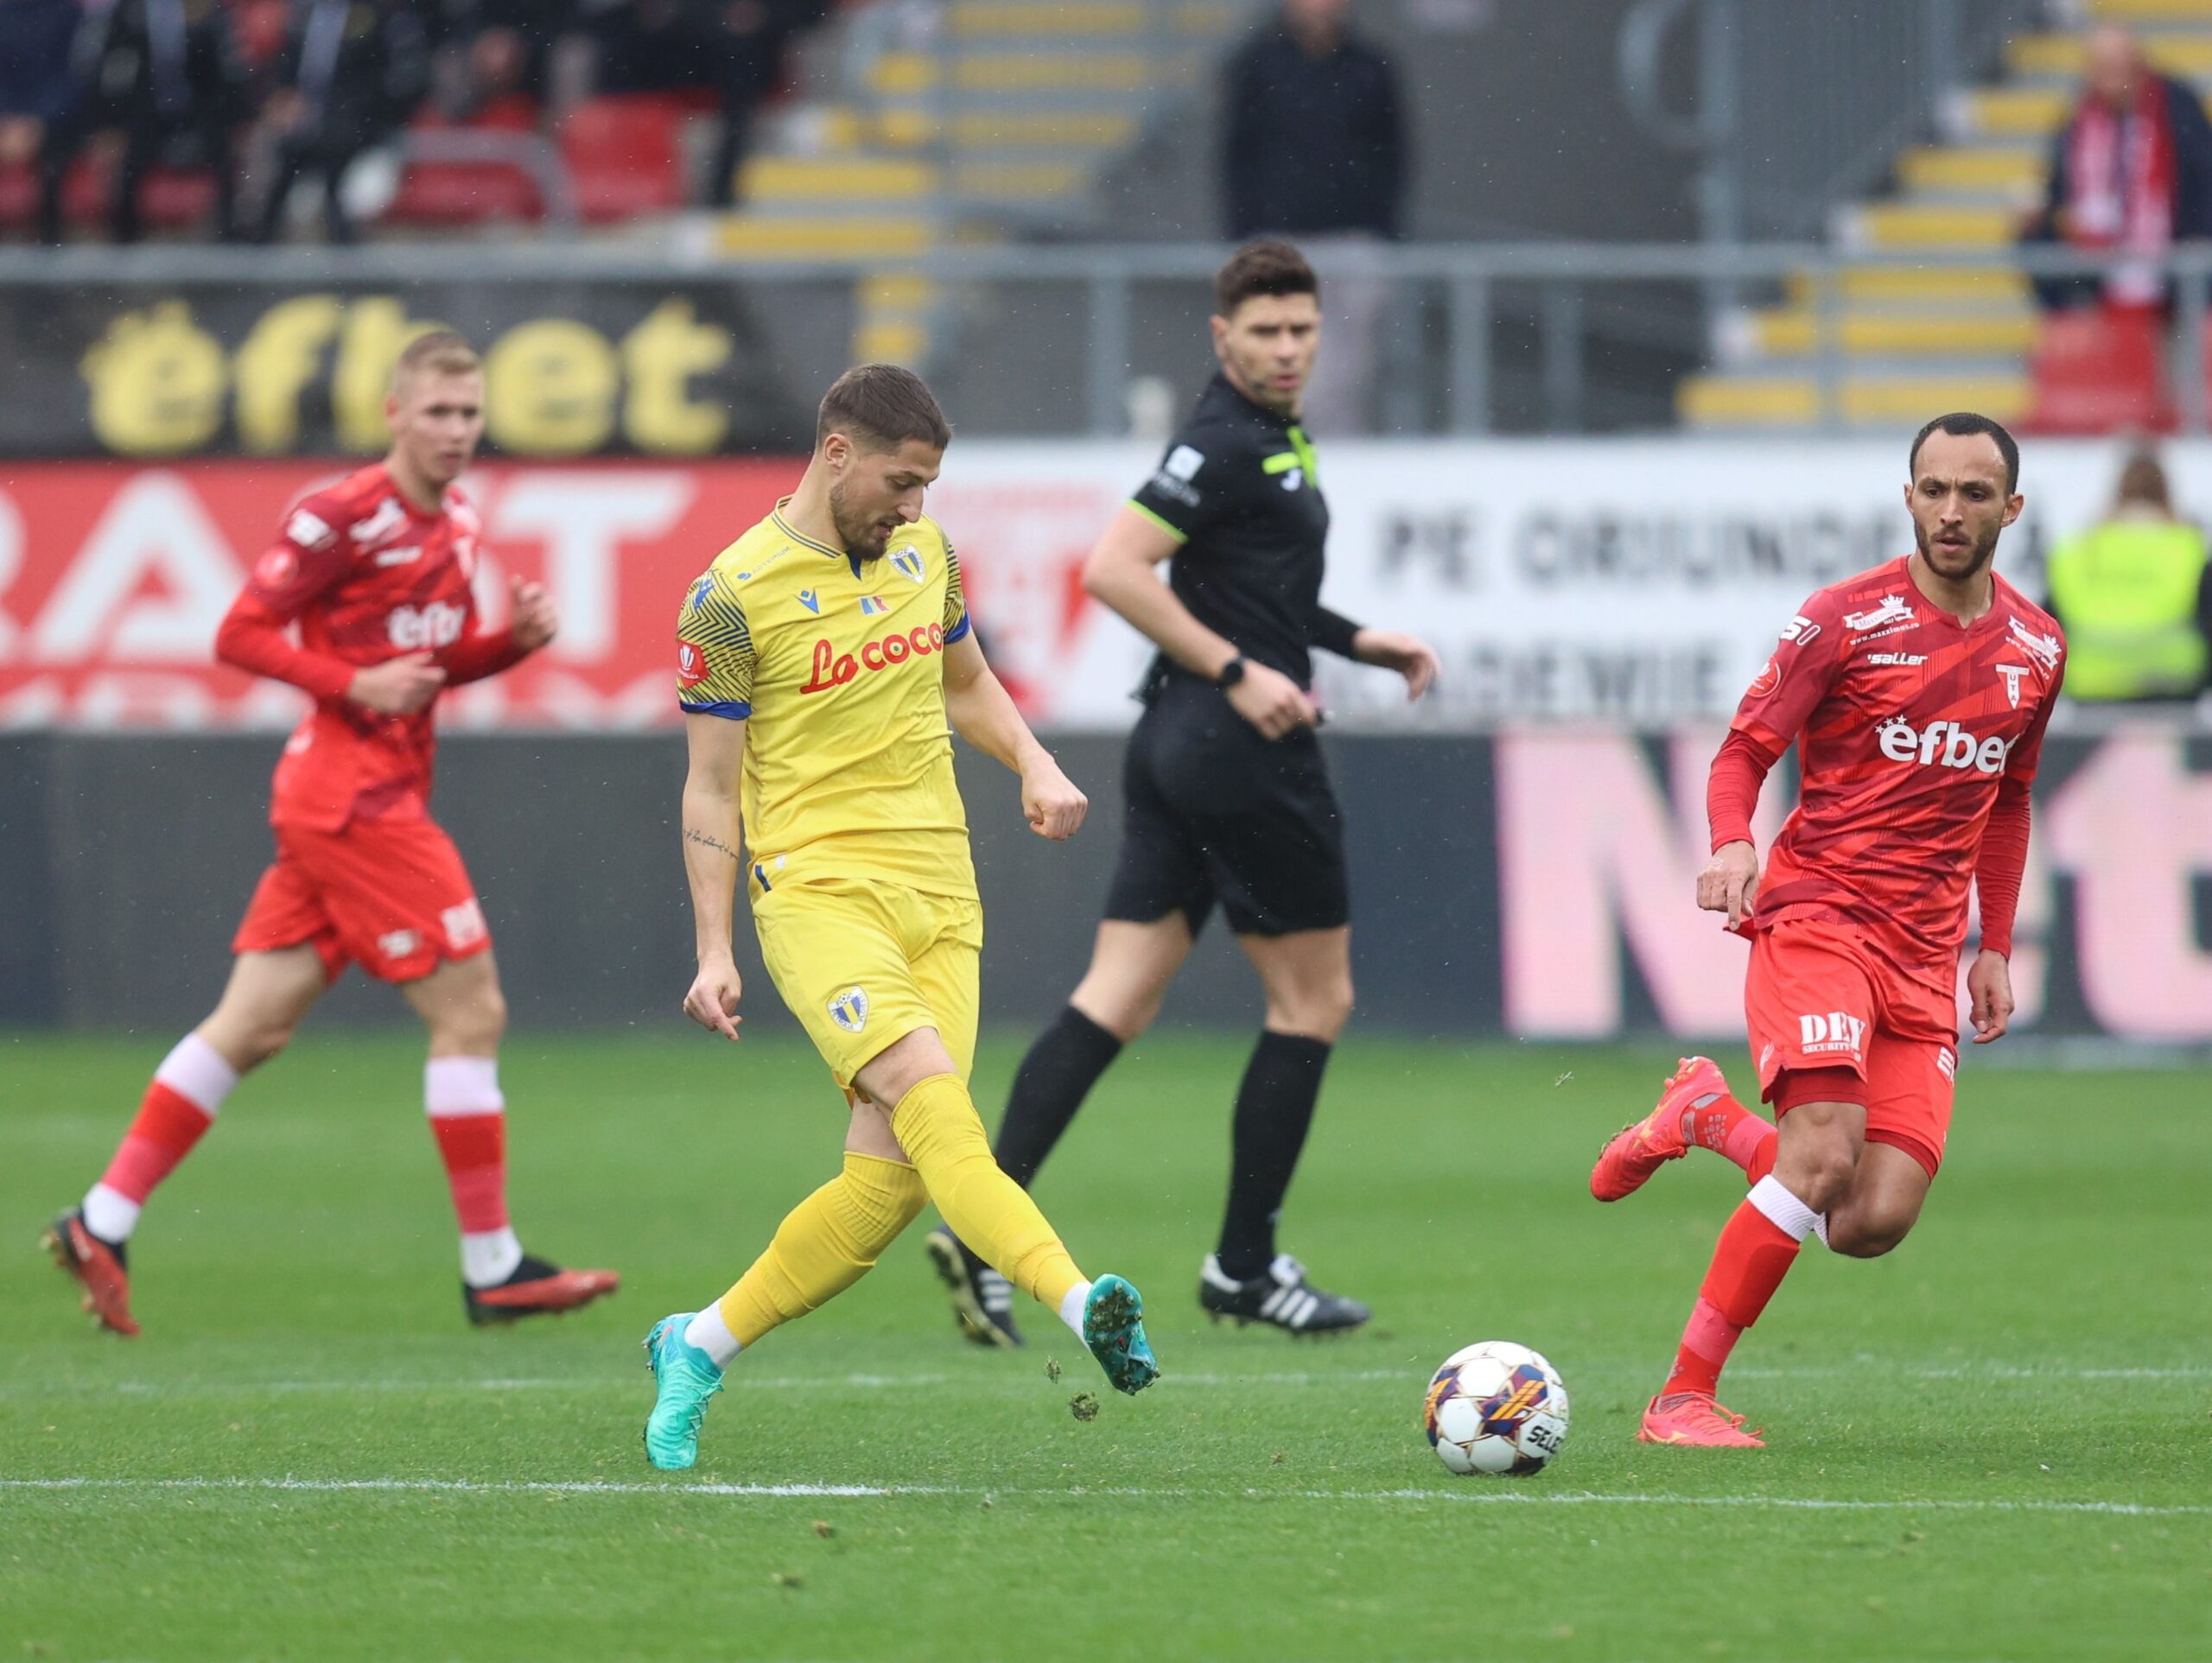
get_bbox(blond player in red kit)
[1590,413,2064,1447]
[44,332,617,1336]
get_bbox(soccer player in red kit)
[44,331,617,1336]
[1589,413,2063,1446]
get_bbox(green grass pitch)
[3,1031,2207,1661]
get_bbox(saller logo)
[800,622,947,693]
[1875,716,2011,774]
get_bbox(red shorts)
[233,816,492,985]
[1744,919,1959,1178]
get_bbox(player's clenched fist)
[347,651,446,715]
[1697,839,1761,929]
[683,957,744,1040]
[510,575,558,651]
[1020,753,1088,841]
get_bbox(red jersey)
[214,463,524,833]
[1713,555,2065,974]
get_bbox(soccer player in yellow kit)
[641,365,1160,1469]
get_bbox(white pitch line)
[0,1476,2205,1518]
[2,1362,2203,1402]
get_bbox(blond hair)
[391,330,481,396]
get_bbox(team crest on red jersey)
[677,640,709,688]
[1746,658,1780,698]
[255,545,298,589]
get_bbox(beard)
[1914,515,2000,581]
[829,481,893,562]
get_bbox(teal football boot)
[1081,1274,1160,1396]
[641,1313,725,1469]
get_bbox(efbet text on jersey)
[799,622,949,695]
[1874,716,2013,775]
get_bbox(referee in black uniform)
[927,241,1439,1344]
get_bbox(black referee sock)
[993,1005,1125,1189]
[1216,1031,1333,1282]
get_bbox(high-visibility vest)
[2045,520,2209,700]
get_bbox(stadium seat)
[386,97,544,228]
[2022,308,2175,436]
[0,161,33,232]
[558,96,690,223]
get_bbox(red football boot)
[1590,1056,1732,1202]
[464,1254,620,1325]
[43,1210,140,1337]
[1638,1391,1765,1448]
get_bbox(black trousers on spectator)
[37,106,239,244]
[255,126,377,244]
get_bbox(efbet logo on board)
[889,545,926,584]
[827,987,869,1033]
[859,596,892,617]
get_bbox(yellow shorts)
[751,875,982,1091]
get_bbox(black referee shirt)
[1128,372,1351,694]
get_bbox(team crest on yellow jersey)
[889,544,927,584]
[828,987,870,1033]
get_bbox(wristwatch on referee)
[1215,655,1248,689]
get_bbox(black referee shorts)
[1103,677,1350,937]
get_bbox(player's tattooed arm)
[683,827,741,862]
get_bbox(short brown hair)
[817,363,951,453]
[2115,447,2171,511]
[391,329,480,394]
[1214,240,1319,316]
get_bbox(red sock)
[425,1057,509,1234]
[1660,1176,1817,1400]
[429,1114,508,1232]
[1682,1092,1777,1179]
[101,1082,215,1205]
[89,1034,238,1239]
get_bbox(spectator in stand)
[1220,0,1405,434]
[35,0,254,243]
[252,0,431,243]
[0,1,79,186]
[2020,24,2212,315]
[432,0,588,118]
[586,0,823,207]
[2046,447,2212,703]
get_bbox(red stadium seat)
[559,96,690,223]
[2023,306,2176,435]
[385,97,545,227]
[0,161,34,232]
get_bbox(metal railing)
[8,238,2212,436]
[1620,0,2043,246]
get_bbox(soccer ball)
[1421,1341,1570,1476]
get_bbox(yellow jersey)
[677,500,976,898]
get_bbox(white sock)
[81,1183,142,1244]
[157,1032,240,1112]
[683,1304,741,1368]
[1748,1174,1825,1244]
[461,1227,523,1289]
[1057,1279,1092,1338]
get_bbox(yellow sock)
[719,1152,927,1348]
[888,1072,1086,1313]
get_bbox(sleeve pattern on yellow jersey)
[942,542,973,645]
[677,574,756,719]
